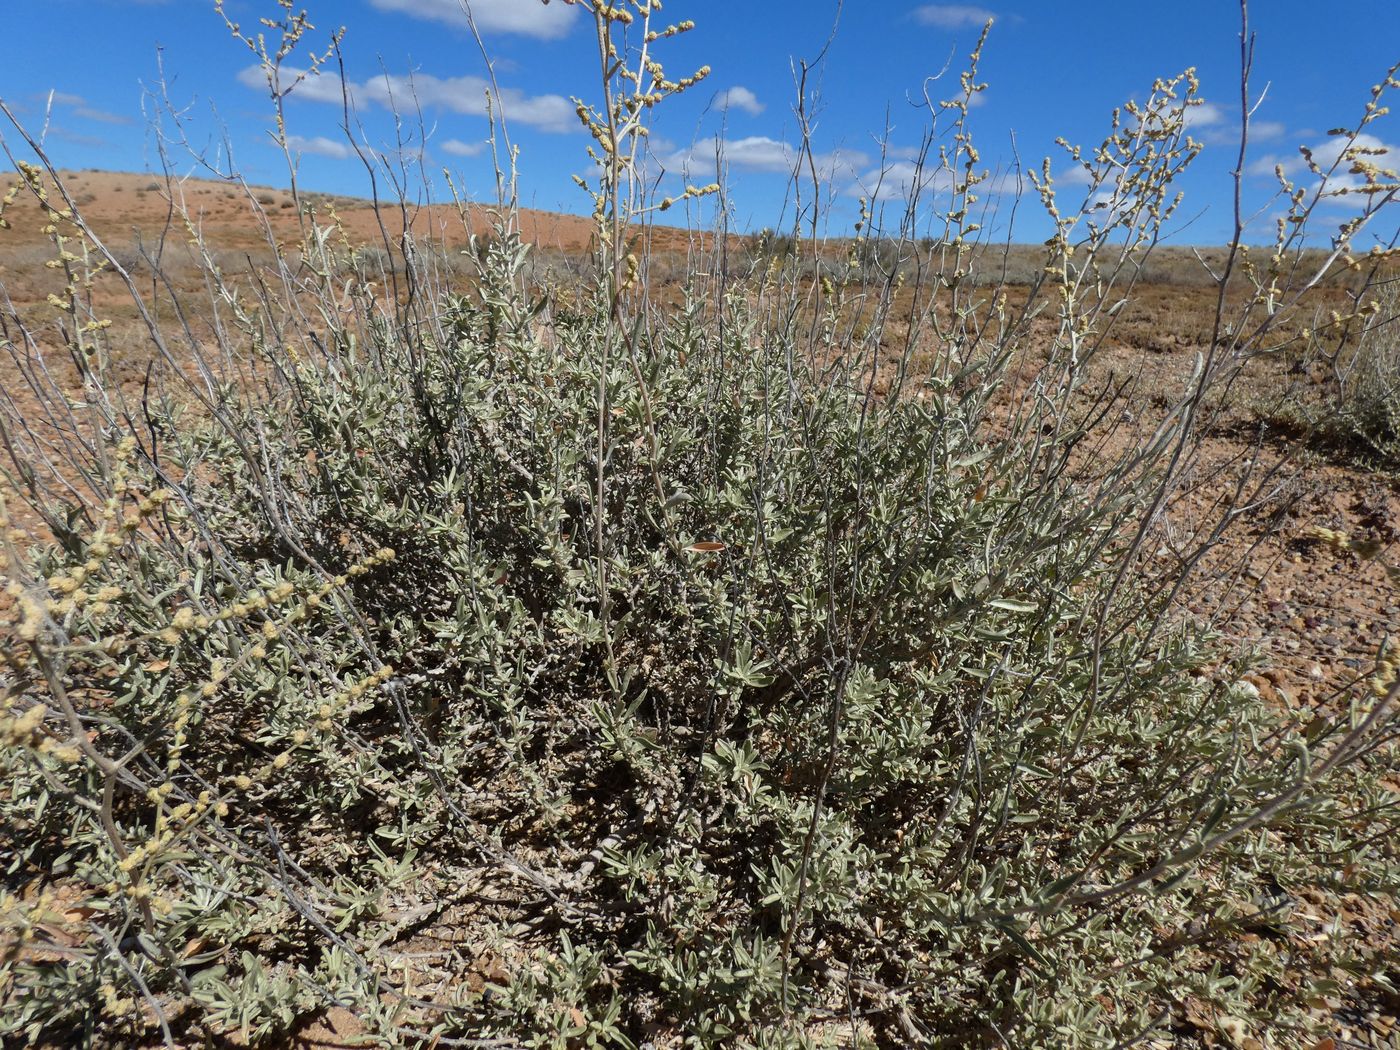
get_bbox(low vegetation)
[1,2,1398,1047]
[1314,279,1400,467]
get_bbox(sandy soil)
[0,168,704,256]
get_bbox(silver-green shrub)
[1326,278,1400,465]
[2,5,1398,1048]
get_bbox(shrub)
[1261,274,1400,470]
[1,5,1398,1049]
[1326,278,1400,465]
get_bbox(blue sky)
[1,0,1396,245]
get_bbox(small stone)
[1217,1015,1249,1047]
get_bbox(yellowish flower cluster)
[1373,654,1398,700]
[0,702,80,763]
[0,885,75,959]
[0,180,19,231]
[146,547,397,786]
[657,183,720,213]
[314,664,396,733]
[106,636,388,905]
[593,2,634,25]
[215,0,344,143]
[645,20,694,43]
[3,419,405,923]
[165,658,232,776]
[570,0,715,257]
[125,547,402,840]
[224,664,394,801]
[1304,524,1351,550]
[157,547,395,646]
[100,983,136,1020]
[1304,524,1390,564]
[5,161,114,349]
[1305,525,1400,700]
[109,786,225,899]
[1,441,171,654]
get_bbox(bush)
[1262,274,1400,470]
[2,5,1399,1049]
[1326,278,1400,465]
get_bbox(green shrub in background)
[1263,275,1400,470]
[2,3,1399,1047]
[1324,278,1400,466]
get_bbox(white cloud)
[366,0,578,39]
[668,136,868,181]
[1304,132,1391,170]
[1303,132,1398,203]
[1199,117,1287,147]
[1247,132,1398,213]
[716,86,764,116]
[37,90,132,126]
[1171,103,1288,146]
[1249,133,1395,181]
[856,160,952,200]
[1185,106,1233,146]
[237,65,346,105]
[912,5,996,29]
[1182,101,1226,129]
[51,128,108,148]
[442,138,485,157]
[1246,153,1293,179]
[1054,164,1097,188]
[852,159,1017,203]
[725,136,798,172]
[719,136,794,173]
[75,106,132,126]
[238,65,576,134]
[1247,144,1316,179]
[666,135,786,174]
[285,134,354,159]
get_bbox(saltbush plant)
[1318,277,1400,466]
[2,2,1399,1047]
